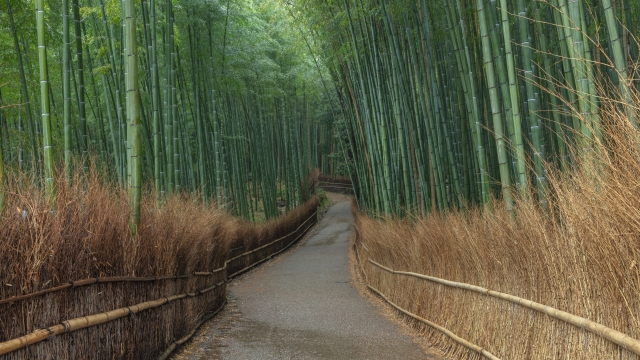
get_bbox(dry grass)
[353,92,640,358]
[0,166,318,359]
[0,166,233,295]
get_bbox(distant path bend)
[176,201,436,360]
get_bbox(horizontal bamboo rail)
[319,183,352,190]
[0,212,316,306]
[366,284,501,360]
[367,257,640,356]
[0,280,224,355]
[0,209,318,357]
[319,181,351,186]
[157,210,317,359]
[352,243,499,359]
[224,211,316,268]
[227,213,316,279]
[0,272,214,306]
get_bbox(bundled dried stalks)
[354,94,640,359]
[0,166,318,359]
[0,167,232,297]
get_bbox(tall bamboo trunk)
[36,0,55,201]
[125,0,141,233]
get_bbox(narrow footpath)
[175,201,436,359]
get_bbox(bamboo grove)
[0,0,343,226]
[295,0,640,216]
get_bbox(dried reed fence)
[0,169,319,359]
[352,156,640,359]
[349,94,640,359]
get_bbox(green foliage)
[314,186,329,212]
[0,0,340,222]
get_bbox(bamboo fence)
[316,175,353,194]
[354,235,640,358]
[0,208,317,359]
[353,241,501,359]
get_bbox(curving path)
[175,202,437,359]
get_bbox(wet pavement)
[176,202,435,360]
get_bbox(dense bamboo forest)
[292,0,640,217]
[5,0,640,221]
[4,0,640,358]
[0,0,344,228]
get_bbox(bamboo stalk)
[72,0,87,162]
[601,0,636,126]
[125,0,141,233]
[6,0,39,176]
[36,0,55,202]
[0,289,204,355]
[477,0,513,213]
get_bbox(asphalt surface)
[176,202,434,360]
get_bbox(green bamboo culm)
[498,0,527,195]
[125,0,142,234]
[1,0,335,223]
[36,0,56,203]
[516,0,546,206]
[601,0,636,127]
[0,112,4,214]
[477,0,513,214]
[72,0,87,164]
[63,0,72,181]
[0,90,4,214]
[7,0,39,179]
[149,0,162,202]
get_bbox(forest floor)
[172,199,438,359]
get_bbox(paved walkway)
[176,202,436,359]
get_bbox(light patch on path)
[174,202,438,360]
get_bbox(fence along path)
[176,201,432,360]
[354,240,640,358]
[317,174,354,194]
[0,209,317,358]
